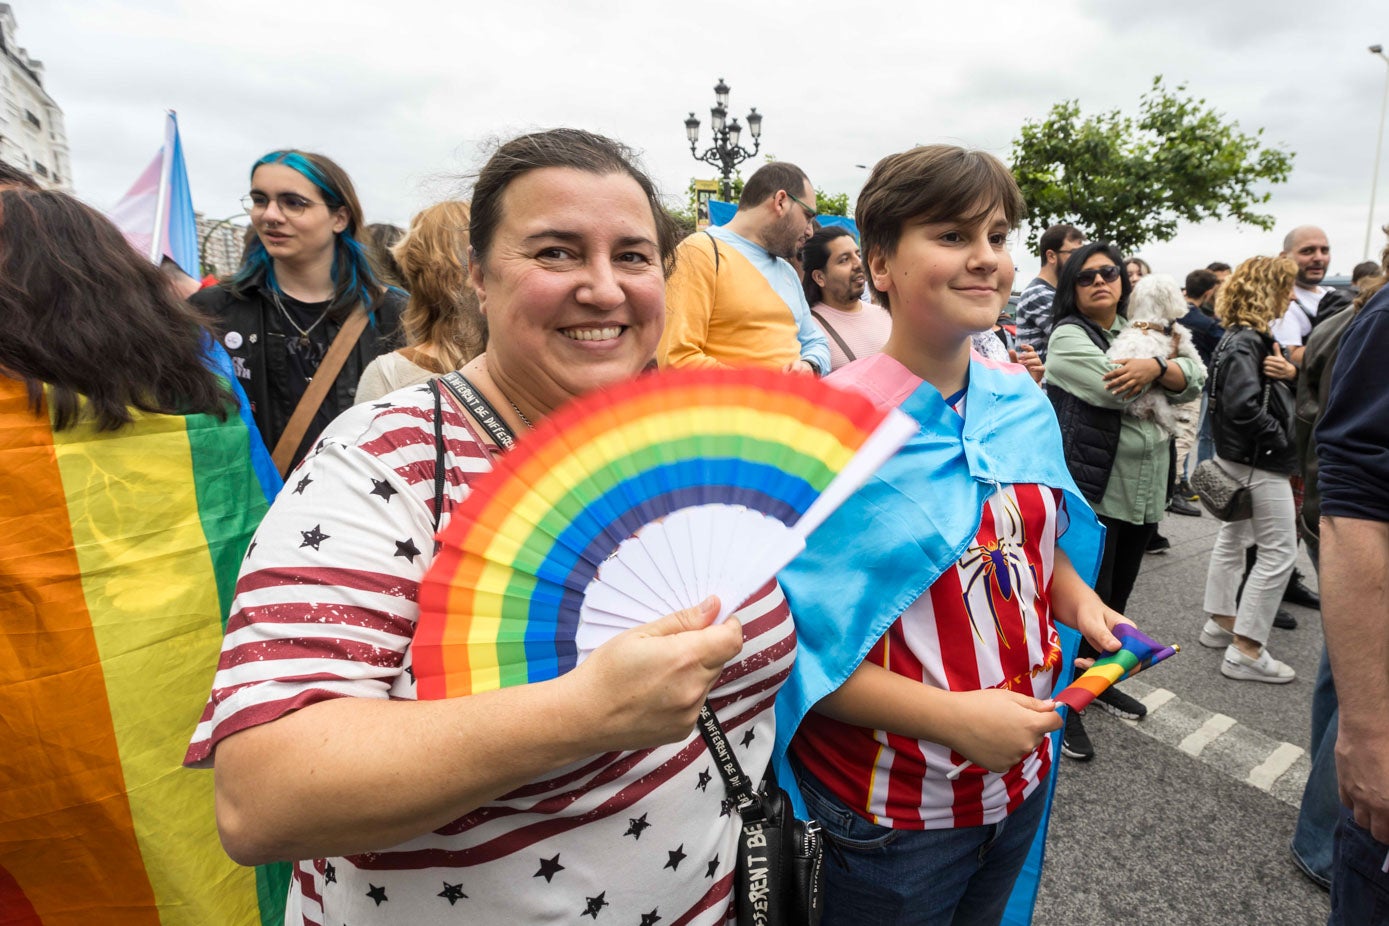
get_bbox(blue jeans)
[1194,390,1215,472]
[1293,645,1339,889]
[1328,807,1389,925]
[796,765,1047,926]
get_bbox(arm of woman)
[1219,339,1288,448]
[215,599,742,865]
[1044,325,1130,409]
[811,662,1061,774]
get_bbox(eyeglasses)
[1076,264,1122,287]
[241,192,326,218]
[785,191,817,223]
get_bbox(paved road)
[1036,509,1332,925]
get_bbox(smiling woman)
[186,129,797,926]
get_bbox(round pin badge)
[224,331,244,349]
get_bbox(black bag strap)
[431,380,446,533]
[704,230,721,274]
[437,371,517,451]
[695,703,765,820]
[809,309,855,364]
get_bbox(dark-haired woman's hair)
[469,128,681,278]
[1052,241,1132,326]
[0,188,234,431]
[800,226,855,306]
[0,161,40,190]
[395,200,485,369]
[366,222,406,288]
[229,150,383,319]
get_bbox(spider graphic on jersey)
[958,492,1040,649]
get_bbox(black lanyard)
[437,371,518,451]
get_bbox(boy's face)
[869,204,1015,341]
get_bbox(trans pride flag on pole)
[108,111,200,277]
[0,375,285,925]
[1053,624,1180,714]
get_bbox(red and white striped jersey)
[792,482,1065,830]
[185,383,796,926]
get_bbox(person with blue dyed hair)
[192,150,406,472]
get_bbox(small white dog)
[1107,273,1207,436]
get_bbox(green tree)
[1010,77,1294,252]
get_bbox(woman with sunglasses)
[192,151,406,471]
[1044,242,1205,759]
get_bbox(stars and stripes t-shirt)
[791,482,1066,831]
[184,383,797,925]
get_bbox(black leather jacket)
[1209,327,1296,474]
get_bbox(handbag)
[1191,458,1253,522]
[1193,367,1270,521]
[695,703,824,926]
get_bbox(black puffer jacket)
[1209,326,1296,474]
[1046,315,1123,504]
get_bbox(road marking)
[1141,687,1177,712]
[1178,713,1237,756]
[1248,742,1305,791]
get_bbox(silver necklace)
[269,287,329,349]
[507,400,533,429]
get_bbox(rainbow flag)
[1053,624,1179,714]
[0,376,286,925]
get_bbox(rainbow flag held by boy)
[1053,624,1179,714]
[0,374,285,926]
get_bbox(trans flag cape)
[773,353,1105,925]
[0,373,285,926]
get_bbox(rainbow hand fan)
[413,367,917,701]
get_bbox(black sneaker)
[1093,686,1148,720]
[1062,710,1094,761]
[1283,572,1320,610]
[1167,496,1202,518]
[1177,478,1199,502]
[1273,608,1298,630]
[1146,532,1171,554]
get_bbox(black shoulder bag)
[696,704,824,926]
[1190,339,1265,522]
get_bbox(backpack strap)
[810,308,855,364]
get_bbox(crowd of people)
[1,128,1386,926]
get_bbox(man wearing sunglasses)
[659,162,831,375]
[1014,224,1086,361]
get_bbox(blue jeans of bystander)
[1293,645,1339,888]
[796,763,1047,926]
[1327,806,1389,925]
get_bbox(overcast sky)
[13,0,1389,279]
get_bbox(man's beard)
[831,279,864,305]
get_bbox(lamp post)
[684,78,762,201]
[1366,44,1389,261]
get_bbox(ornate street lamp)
[684,78,762,201]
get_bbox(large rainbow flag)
[0,375,286,925]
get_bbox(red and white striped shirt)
[185,383,797,925]
[792,359,1064,830]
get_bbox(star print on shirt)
[582,892,608,919]
[245,540,257,559]
[705,855,719,879]
[369,478,397,502]
[719,798,734,818]
[366,883,387,906]
[372,402,394,409]
[664,844,687,872]
[404,664,416,683]
[624,813,651,840]
[534,853,565,883]
[300,525,329,550]
[293,474,312,495]
[696,768,712,792]
[323,861,336,883]
[740,728,756,748]
[640,910,662,925]
[395,538,422,562]
[438,882,467,905]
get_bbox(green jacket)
[1047,317,1206,524]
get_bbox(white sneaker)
[1200,619,1234,649]
[1221,645,1296,684]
